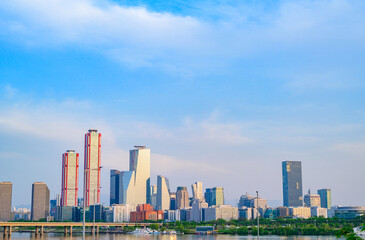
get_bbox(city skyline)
[0,0,365,208]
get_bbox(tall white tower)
[120,146,150,206]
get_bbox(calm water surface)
[0,233,343,240]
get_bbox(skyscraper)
[192,182,203,200]
[176,186,189,209]
[0,182,12,221]
[150,185,158,210]
[61,150,79,207]
[120,146,150,206]
[157,175,170,210]
[84,129,101,207]
[110,169,120,205]
[317,189,331,209]
[31,182,50,220]
[205,187,224,206]
[282,161,303,207]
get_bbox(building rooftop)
[88,129,98,133]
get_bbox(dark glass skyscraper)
[282,161,303,207]
[110,169,120,205]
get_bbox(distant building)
[130,204,163,222]
[289,207,311,219]
[110,170,120,205]
[170,192,176,210]
[12,208,31,221]
[238,193,254,208]
[105,204,135,222]
[264,208,276,219]
[61,150,79,207]
[157,175,170,210]
[179,208,192,221]
[0,182,12,221]
[176,186,189,210]
[192,182,203,200]
[164,210,181,222]
[120,146,150,206]
[84,129,101,207]
[317,189,331,209]
[191,199,208,222]
[31,182,50,220]
[304,190,321,207]
[204,205,238,221]
[55,206,76,221]
[277,207,289,218]
[311,206,328,218]
[282,161,303,207]
[238,207,253,220]
[205,187,224,206]
[334,206,365,219]
[150,185,158,210]
[89,204,103,221]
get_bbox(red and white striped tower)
[61,150,79,206]
[84,129,101,207]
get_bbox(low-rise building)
[289,207,311,219]
[334,206,365,219]
[204,205,238,221]
[130,204,163,222]
[311,206,327,218]
[276,207,289,218]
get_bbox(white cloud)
[1,0,365,76]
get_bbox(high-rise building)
[304,190,321,207]
[170,192,176,210]
[192,182,203,200]
[176,186,189,209]
[84,129,101,207]
[205,187,224,206]
[157,175,170,210]
[282,161,303,207]
[0,182,12,221]
[120,146,150,206]
[191,199,208,222]
[317,189,331,209]
[110,169,120,205]
[150,185,158,210]
[31,182,50,221]
[61,150,79,207]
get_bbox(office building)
[317,189,331,209]
[205,187,224,206]
[238,193,254,208]
[191,199,208,222]
[311,206,328,218]
[84,129,101,206]
[170,192,176,210]
[238,207,253,220]
[130,204,164,222]
[282,161,303,207]
[334,206,365,219]
[176,186,189,209]
[31,182,50,220]
[276,207,289,218]
[192,182,203,200]
[289,207,311,219]
[110,169,120,205]
[106,204,135,222]
[204,205,239,221]
[304,190,321,207]
[0,182,12,221]
[61,150,79,207]
[89,204,103,221]
[150,185,157,210]
[157,175,170,210]
[120,146,150,206]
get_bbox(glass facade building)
[205,187,224,206]
[317,188,331,209]
[110,169,120,205]
[282,161,303,207]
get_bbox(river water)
[0,233,342,240]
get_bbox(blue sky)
[0,0,365,207]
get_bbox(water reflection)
[0,233,340,240]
